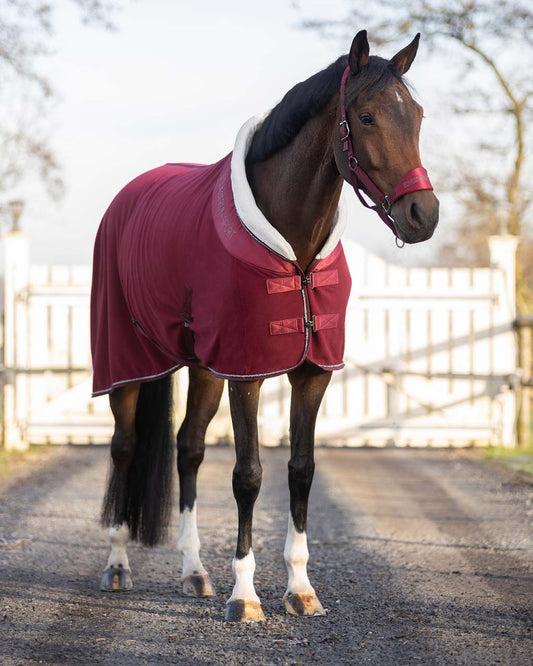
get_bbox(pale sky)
[14,0,448,266]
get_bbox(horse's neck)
[246,109,343,271]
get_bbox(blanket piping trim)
[92,356,345,394]
[208,360,345,382]
[91,363,183,397]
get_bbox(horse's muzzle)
[392,190,440,244]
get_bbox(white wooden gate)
[0,230,518,450]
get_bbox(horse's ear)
[349,30,370,75]
[390,33,420,75]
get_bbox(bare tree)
[299,0,533,310]
[0,1,125,199]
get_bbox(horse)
[90,30,439,623]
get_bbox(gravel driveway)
[1,445,532,665]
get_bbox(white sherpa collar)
[230,114,347,262]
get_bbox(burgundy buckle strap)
[266,275,301,294]
[269,318,304,336]
[339,66,433,236]
[266,269,339,294]
[269,314,339,336]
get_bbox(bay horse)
[91,30,439,622]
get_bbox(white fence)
[0,230,518,450]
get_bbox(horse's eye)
[359,113,375,126]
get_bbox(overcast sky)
[12,0,447,266]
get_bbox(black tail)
[102,376,174,546]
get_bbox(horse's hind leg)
[177,367,224,597]
[284,363,331,616]
[101,382,140,592]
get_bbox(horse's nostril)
[410,202,422,228]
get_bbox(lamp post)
[7,199,24,232]
[0,199,25,232]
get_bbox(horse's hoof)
[100,567,133,592]
[283,592,325,617]
[225,599,266,623]
[182,573,215,597]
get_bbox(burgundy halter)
[339,65,433,241]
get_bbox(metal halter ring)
[395,236,405,249]
[339,120,350,141]
[382,196,392,214]
[349,156,358,170]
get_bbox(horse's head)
[334,31,439,244]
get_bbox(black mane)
[246,55,404,164]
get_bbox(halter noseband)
[339,65,433,241]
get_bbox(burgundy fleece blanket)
[91,119,352,396]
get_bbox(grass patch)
[485,445,533,475]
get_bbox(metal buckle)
[339,120,350,141]
[382,196,391,214]
[302,273,313,289]
[349,156,358,170]
[305,316,316,333]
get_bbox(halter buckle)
[339,120,350,142]
[349,155,358,170]
[382,196,392,214]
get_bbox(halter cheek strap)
[339,66,433,237]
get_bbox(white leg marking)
[105,523,130,571]
[177,503,207,577]
[227,551,260,603]
[284,515,315,596]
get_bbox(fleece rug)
[91,115,352,395]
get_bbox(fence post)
[487,235,519,448]
[2,228,30,450]
[516,319,532,448]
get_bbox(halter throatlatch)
[339,65,433,241]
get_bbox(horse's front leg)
[284,363,331,616]
[101,382,140,592]
[225,379,265,623]
[177,367,224,597]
